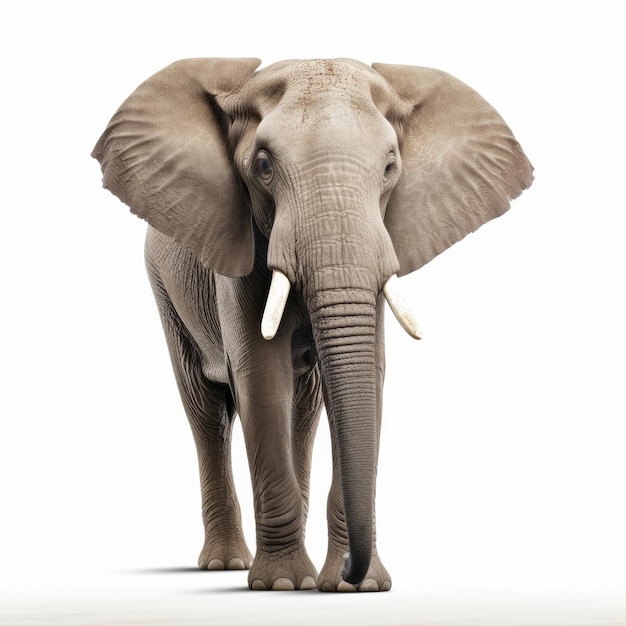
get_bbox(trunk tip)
[341,552,371,586]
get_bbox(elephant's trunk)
[308,286,379,585]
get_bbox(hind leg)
[190,378,252,570]
[291,363,323,536]
[158,302,252,570]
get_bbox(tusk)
[383,275,422,340]
[261,270,291,340]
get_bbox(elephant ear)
[92,57,261,277]
[373,63,534,276]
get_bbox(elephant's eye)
[383,153,397,181]
[254,150,274,182]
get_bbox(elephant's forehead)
[287,59,371,90]
[280,60,381,123]
[242,59,398,149]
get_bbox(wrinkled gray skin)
[93,58,533,592]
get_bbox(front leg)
[216,273,318,590]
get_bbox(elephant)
[92,57,533,592]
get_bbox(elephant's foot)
[317,551,391,592]
[248,545,318,590]
[198,538,254,570]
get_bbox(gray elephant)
[92,58,533,592]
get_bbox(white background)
[1,1,625,624]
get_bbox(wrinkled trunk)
[308,286,379,584]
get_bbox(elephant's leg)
[317,297,391,592]
[217,277,317,590]
[189,380,253,571]
[158,301,252,570]
[229,359,318,590]
[291,364,324,533]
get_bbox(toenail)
[359,578,380,592]
[300,576,317,590]
[272,578,295,591]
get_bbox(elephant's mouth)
[261,269,422,341]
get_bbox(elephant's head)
[92,58,533,585]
